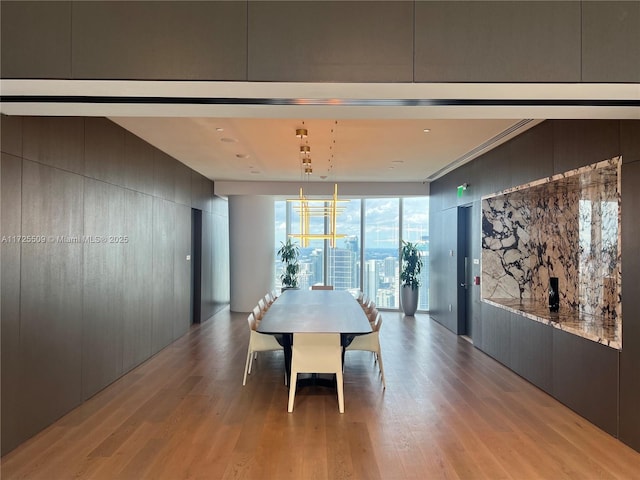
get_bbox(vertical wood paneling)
[19,160,84,441]
[552,120,620,174]
[620,161,640,449]
[22,117,85,174]
[82,179,125,399]
[479,303,511,365]
[248,1,414,82]
[71,1,247,80]
[1,115,220,456]
[552,330,618,436]
[510,314,553,392]
[153,149,176,202]
[582,1,640,83]
[123,131,155,196]
[122,190,154,373]
[174,204,192,338]
[415,1,581,82]
[152,197,176,351]
[1,153,23,455]
[174,161,192,207]
[0,0,72,78]
[621,120,640,163]
[1,114,23,157]
[84,118,125,186]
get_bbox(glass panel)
[327,199,361,292]
[274,200,287,290]
[402,197,430,310]
[363,198,399,308]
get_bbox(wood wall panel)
[84,118,125,186]
[71,1,247,80]
[552,330,618,436]
[153,150,176,202]
[152,197,176,351]
[174,161,193,207]
[0,1,71,79]
[248,1,414,82]
[82,179,125,399]
[122,190,154,373]
[620,161,640,449]
[428,208,458,332]
[479,303,511,365]
[582,1,640,83]
[507,121,554,188]
[415,1,581,82]
[621,120,640,164]
[19,160,84,442]
[510,314,553,392]
[123,131,155,196]
[1,115,23,157]
[1,154,23,455]
[22,117,85,175]
[174,205,192,338]
[1,116,222,456]
[191,172,212,212]
[552,120,620,174]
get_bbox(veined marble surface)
[481,157,622,349]
[484,298,621,350]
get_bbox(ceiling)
[2,80,638,194]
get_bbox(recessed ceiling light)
[423,128,431,133]
[220,137,237,143]
[236,153,249,159]
[215,127,224,132]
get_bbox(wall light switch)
[449,250,454,256]
[473,258,479,265]
[186,255,191,261]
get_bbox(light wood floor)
[2,308,639,479]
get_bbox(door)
[191,208,202,324]
[456,206,474,337]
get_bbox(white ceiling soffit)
[1,80,638,189]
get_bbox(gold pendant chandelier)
[287,124,349,248]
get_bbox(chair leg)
[377,347,386,389]
[287,371,298,412]
[248,349,255,374]
[336,370,345,413]
[243,348,252,386]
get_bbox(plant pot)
[401,285,419,316]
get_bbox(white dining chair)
[344,313,386,389]
[288,333,344,413]
[243,312,285,386]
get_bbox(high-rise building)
[328,247,356,290]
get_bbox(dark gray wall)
[429,120,640,450]
[0,115,229,455]
[2,1,638,83]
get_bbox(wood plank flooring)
[2,308,639,479]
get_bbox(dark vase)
[549,277,559,312]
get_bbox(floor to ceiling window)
[274,196,429,311]
[364,198,400,308]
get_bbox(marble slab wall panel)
[481,157,621,347]
[481,192,532,301]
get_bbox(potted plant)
[277,238,300,291]
[400,240,423,316]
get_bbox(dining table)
[257,288,372,383]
